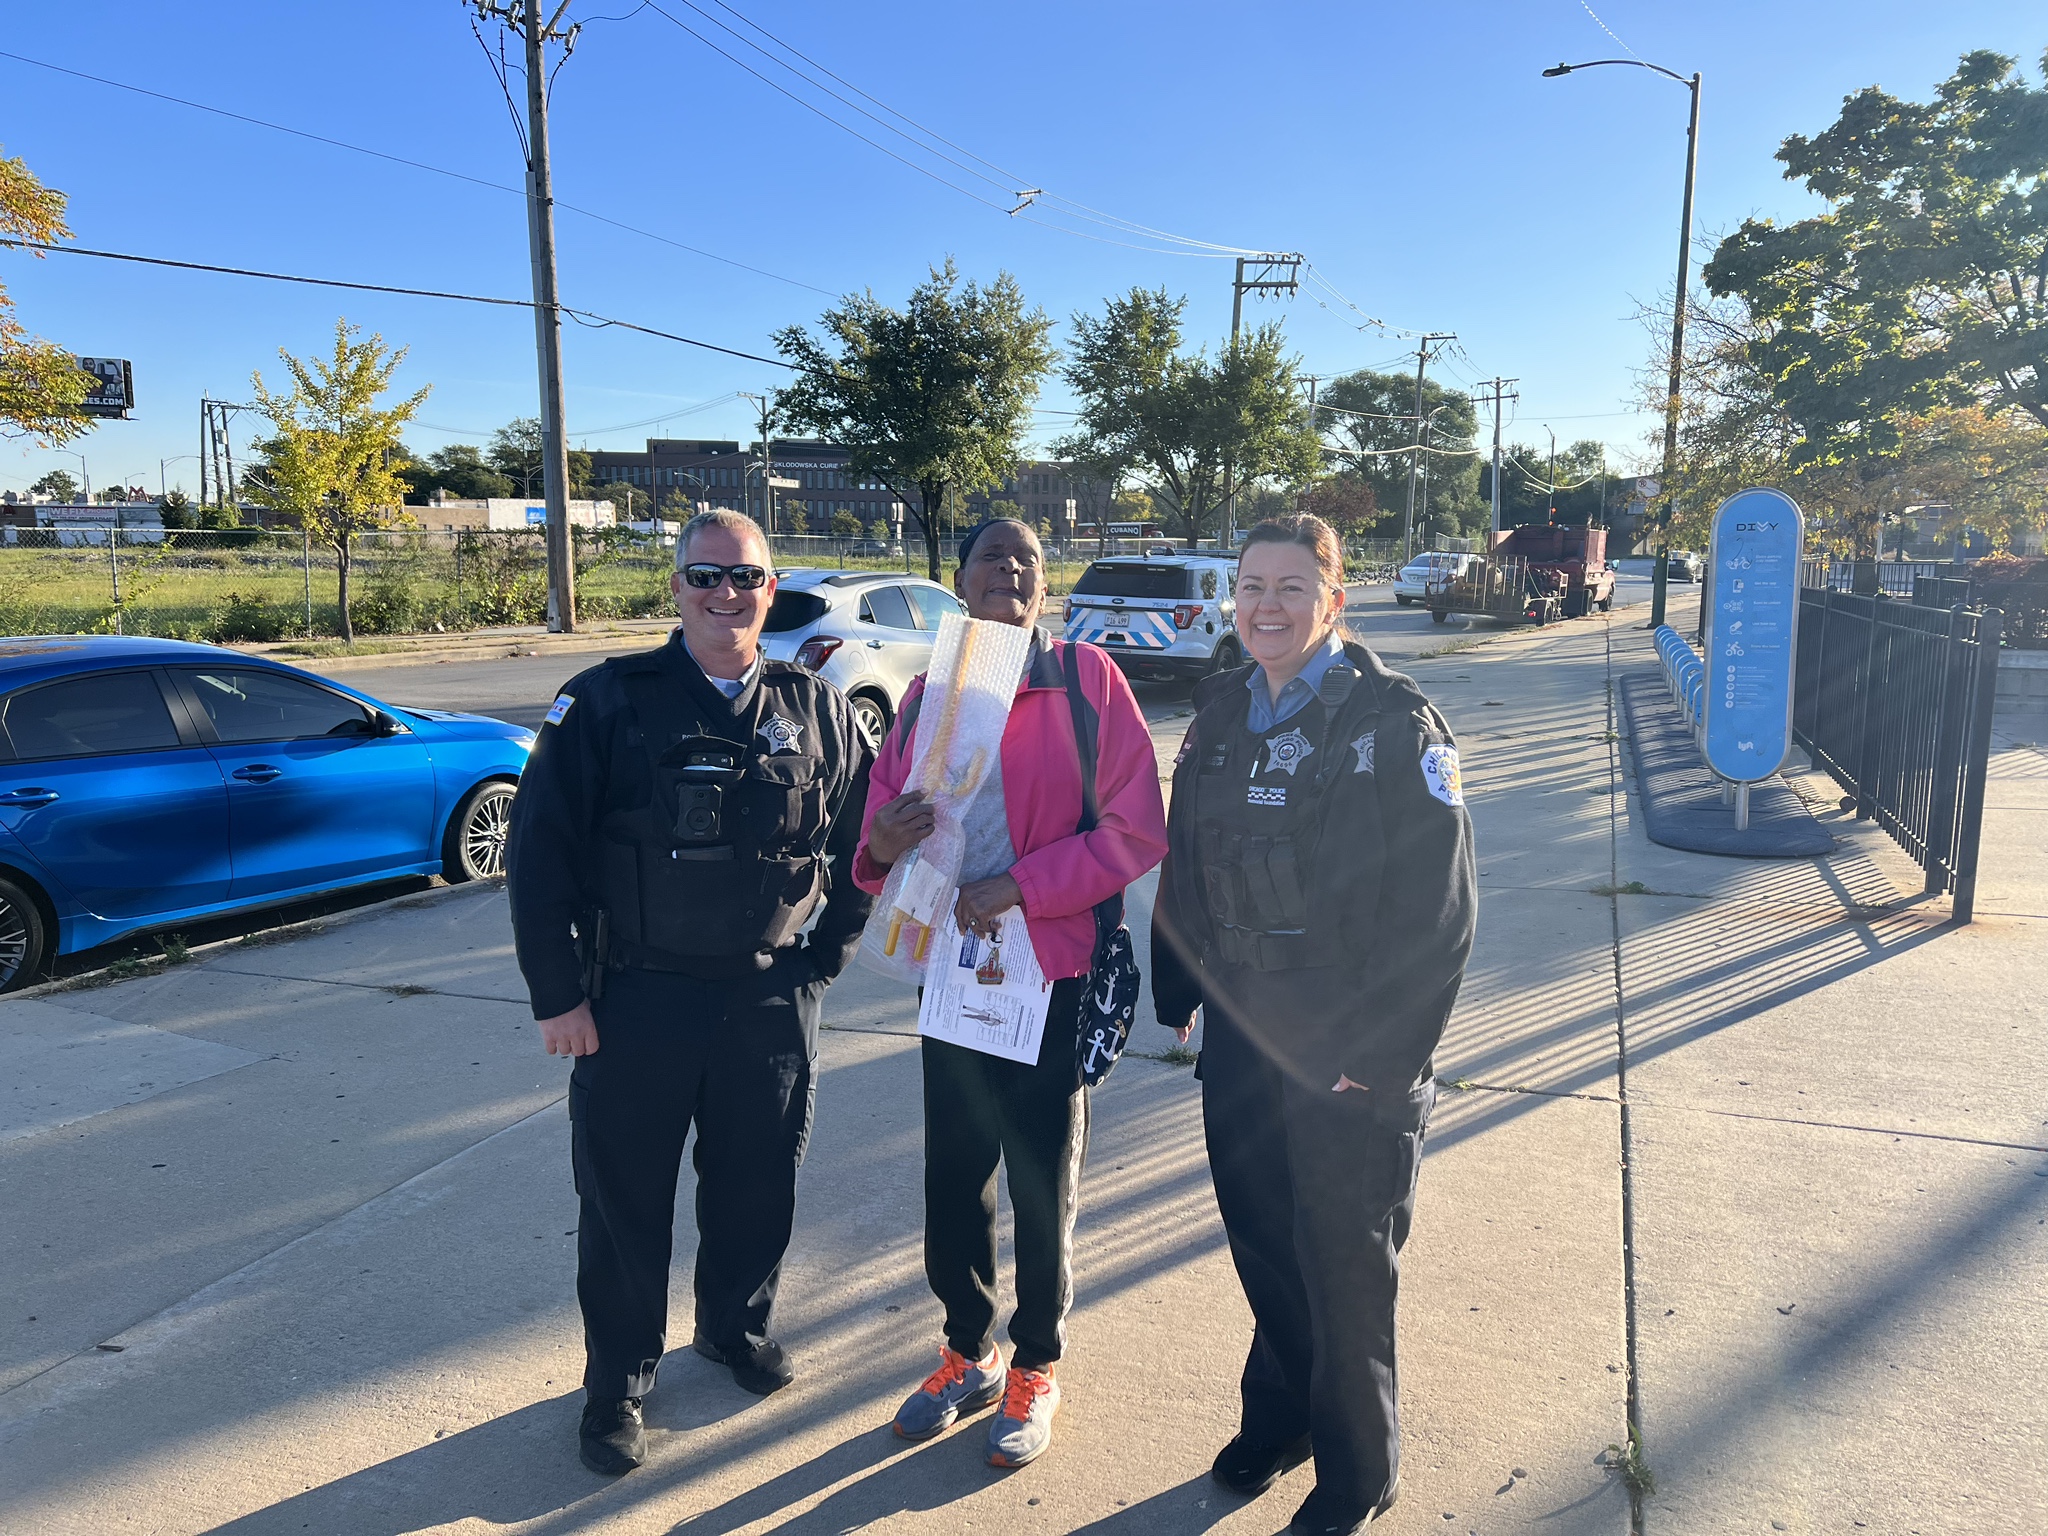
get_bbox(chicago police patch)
[544,693,574,727]
[1263,727,1314,777]
[1351,731,1375,775]
[758,715,804,754]
[1420,742,1463,806]
[1247,784,1287,806]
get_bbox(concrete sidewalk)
[1,605,2041,1535]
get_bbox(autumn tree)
[245,320,429,643]
[774,261,1054,581]
[0,150,90,444]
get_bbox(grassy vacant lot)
[1,535,1104,642]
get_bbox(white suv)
[1393,551,1475,606]
[1061,555,1240,689]
[756,569,965,747]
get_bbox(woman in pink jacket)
[854,518,1167,1469]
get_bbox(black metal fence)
[1793,587,2003,921]
[1798,555,1954,596]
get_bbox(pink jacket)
[853,637,1168,979]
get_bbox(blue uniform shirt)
[1245,631,1347,732]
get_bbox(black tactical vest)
[1193,661,1379,971]
[596,660,832,964]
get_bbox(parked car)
[1393,551,1475,606]
[1061,554,1240,688]
[0,636,534,992]
[755,568,967,749]
[1667,550,1703,583]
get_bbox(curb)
[6,877,506,1004]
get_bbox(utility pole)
[1401,334,1455,563]
[475,0,580,631]
[1473,376,1518,537]
[1225,253,1303,543]
[1301,374,1320,513]
[742,392,776,535]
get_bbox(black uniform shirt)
[505,630,874,1020]
[1151,639,1477,1091]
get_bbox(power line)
[0,46,838,298]
[2,239,800,370]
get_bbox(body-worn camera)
[662,735,749,861]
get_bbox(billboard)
[76,358,134,418]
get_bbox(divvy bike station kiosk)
[1703,488,1804,831]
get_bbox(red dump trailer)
[1426,524,1617,625]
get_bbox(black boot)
[1289,1476,1399,1535]
[693,1332,794,1396]
[579,1395,646,1475]
[1212,1431,1313,1496]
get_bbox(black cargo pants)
[569,955,822,1401]
[921,976,1088,1373]
[1200,995,1433,1516]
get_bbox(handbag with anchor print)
[1062,644,1143,1089]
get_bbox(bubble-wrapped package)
[858,612,1034,985]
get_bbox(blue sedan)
[0,636,534,991]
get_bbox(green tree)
[830,507,862,536]
[983,497,1027,523]
[1480,441,1615,530]
[245,319,430,644]
[0,150,90,444]
[29,468,76,502]
[1704,48,2048,468]
[1318,370,1483,539]
[1059,287,1318,550]
[487,417,593,500]
[156,488,195,529]
[402,441,516,502]
[774,260,1056,581]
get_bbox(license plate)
[1104,613,1130,628]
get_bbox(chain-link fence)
[0,525,1413,640]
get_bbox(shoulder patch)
[544,693,575,727]
[1419,742,1463,806]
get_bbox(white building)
[409,495,615,532]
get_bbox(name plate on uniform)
[917,907,1053,1065]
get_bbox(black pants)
[1201,999,1433,1515]
[569,958,822,1400]
[921,976,1088,1373]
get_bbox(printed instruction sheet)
[916,906,1053,1066]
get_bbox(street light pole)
[1544,59,1701,538]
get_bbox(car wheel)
[1395,595,1411,607]
[1204,638,1242,686]
[0,875,51,994]
[445,780,517,883]
[1432,610,1449,625]
[849,692,891,752]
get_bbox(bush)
[206,591,289,643]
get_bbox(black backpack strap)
[1059,642,1125,933]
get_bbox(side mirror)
[373,710,411,737]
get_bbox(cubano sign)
[1703,488,1804,783]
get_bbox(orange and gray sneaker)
[985,1365,1061,1467]
[893,1344,1005,1441]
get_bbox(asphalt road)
[336,571,1659,732]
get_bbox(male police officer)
[506,509,874,1476]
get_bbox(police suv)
[1060,554,1241,688]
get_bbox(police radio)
[663,735,748,861]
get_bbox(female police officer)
[1150,514,1476,1535]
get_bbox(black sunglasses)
[680,562,769,590]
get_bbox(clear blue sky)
[2,0,2040,499]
